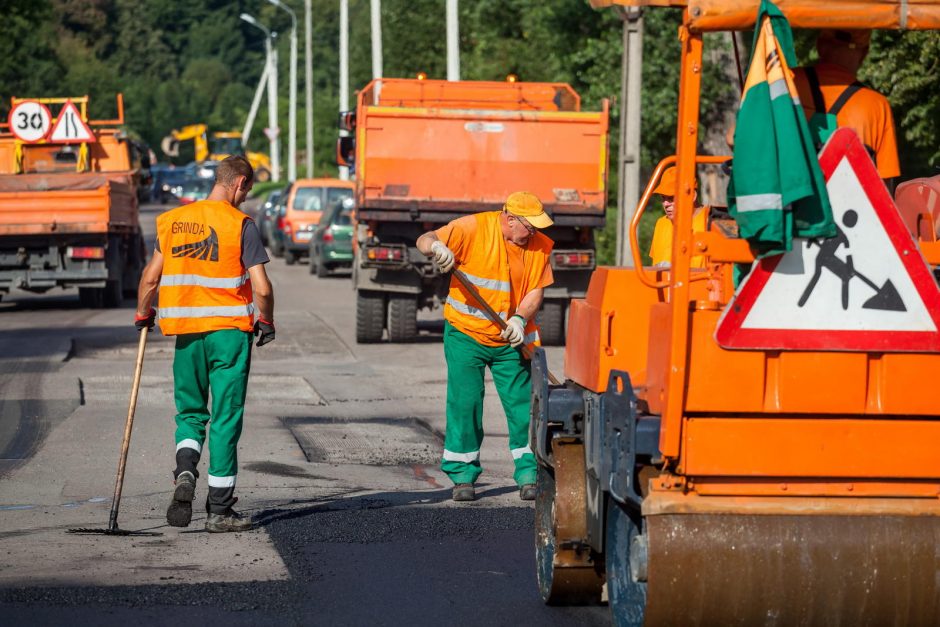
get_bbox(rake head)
[67,526,162,537]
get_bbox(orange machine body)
[564,3,940,509]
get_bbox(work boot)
[166,471,196,527]
[452,483,475,502]
[205,509,253,533]
[519,483,537,501]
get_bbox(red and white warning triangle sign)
[716,127,940,352]
[48,100,95,144]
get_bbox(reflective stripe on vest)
[160,273,250,289]
[445,296,507,322]
[159,303,256,319]
[156,200,254,335]
[458,271,511,294]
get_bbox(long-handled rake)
[68,328,161,536]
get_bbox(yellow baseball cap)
[504,191,553,229]
[652,166,697,196]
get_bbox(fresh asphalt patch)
[284,417,442,466]
[0,504,609,626]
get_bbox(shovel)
[452,269,561,385]
[68,328,160,536]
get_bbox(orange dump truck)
[531,1,940,625]
[0,95,148,307]
[341,78,609,343]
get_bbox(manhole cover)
[284,417,441,466]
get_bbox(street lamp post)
[304,0,314,178]
[270,0,297,182]
[240,13,281,182]
[339,0,349,180]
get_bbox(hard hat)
[652,166,697,196]
[818,29,871,49]
[504,191,553,229]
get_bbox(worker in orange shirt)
[416,192,554,502]
[134,156,275,533]
[648,166,709,268]
[792,29,900,184]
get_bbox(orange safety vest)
[156,200,254,335]
[441,212,552,350]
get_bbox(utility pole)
[615,8,644,266]
[304,0,314,178]
[446,0,459,81]
[241,13,280,182]
[270,0,297,182]
[371,0,383,101]
[339,0,350,180]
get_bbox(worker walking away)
[134,155,275,533]
[793,29,900,185]
[648,166,709,268]
[416,192,554,502]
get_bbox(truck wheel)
[78,287,102,309]
[606,501,647,626]
[285,250,298,265]
[538,300,566,346]
[356,290,386,343]
[255,168,271,183]
[388,294,418,342]
[103,277,123,308]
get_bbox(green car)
[309,197,354,277]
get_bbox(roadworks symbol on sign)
[716,127,940,352]
[48,100,95,144]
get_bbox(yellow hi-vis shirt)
[436,211,554,348]
[156,200,255,335]
[648,207,709,268]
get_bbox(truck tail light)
[67,246,105,259]
[366,246,404,261]
[552,250,595,269]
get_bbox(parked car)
[309,197,354,277]
[256,187,285,246]
[152,165,195,203]
[267,192,289,258]
[176,177,213,204]
[279,178,354,265]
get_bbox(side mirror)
[336,136,355,167]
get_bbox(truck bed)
[357,102,609,223]
[0,173,138,236]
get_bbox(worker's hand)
[501,315,526,347]
[429,240,455,273]
[253,317,276,347]
[134,308,156,332]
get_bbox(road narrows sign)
[8,101,53,143]
[715,127,940,352]
[48,100,96,144]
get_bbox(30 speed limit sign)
[8,101,52,142]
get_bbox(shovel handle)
[452,269,561,385]
[108,329,148,531]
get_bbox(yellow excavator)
[161,124,271,181]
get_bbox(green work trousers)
[441,321,537,487]
[172,329,252,498]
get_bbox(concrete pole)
[304,0,314,178]
[288,18,298,181]
[370,0,383,102]
[242,61,270,146]
[339,0,350,180]
[615,8,644,267]
[266,36,281,182]
[446,0,459,81]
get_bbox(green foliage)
[0,0,937,239]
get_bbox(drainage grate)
[284,417,442,466]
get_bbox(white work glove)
[430,240,455,273]
[501,315,526,347]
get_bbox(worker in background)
[725,30,899,186]
[134,155,275,533]
[648,166,709,268]
[415,192,554,502]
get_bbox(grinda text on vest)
[171,221,207,236]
